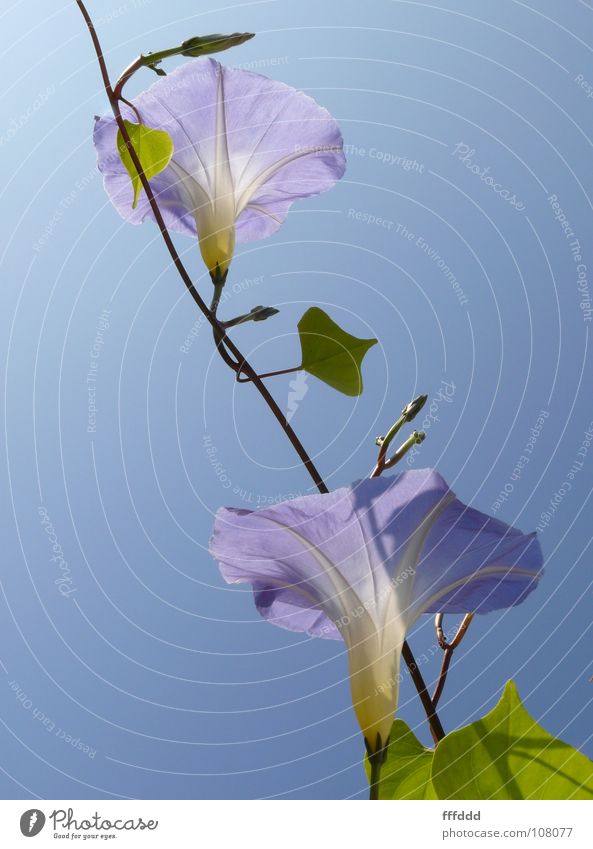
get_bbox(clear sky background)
[0,0,591,799]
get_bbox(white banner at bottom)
[0,799,590,848]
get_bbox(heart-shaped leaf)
[298,307,377,396]
[364,720,436,799]
[432,680,593,800]
[117,120,174,209]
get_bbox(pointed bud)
[223,306,279,329]
[251,306,279,322]
[139,33,256,76]
[402,394,428,423]
[181,33,255,57]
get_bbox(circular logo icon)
[19,810,45,837]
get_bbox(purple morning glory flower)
[209,469,543,752]
[93,57,345,278]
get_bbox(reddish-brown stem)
[74,0,327,495]
[431,613,474,708]
[450,612,474,650]
[237,365,302,383]
[113,56,143,101]
[431,648,453,709]
[371,420,446,744]
[75,0,440,737]
[401,642,446,745]
[370,401,426,477]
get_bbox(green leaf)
[298,307,377,396]
[116,120,174,209]
[432,680,593,800]
[365,720,436,799]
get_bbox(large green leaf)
[298,307,377,396]
[365,720,436,799]
[116,120,174,209]
[432,680,593,800]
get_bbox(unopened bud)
[223,305,279,329]
[402,394,428,423]
[181,33,255,57]
[251,306,279,322]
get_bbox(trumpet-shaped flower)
[209,469,543,753]
[93,58,345,279]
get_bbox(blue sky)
[0,0,591,799]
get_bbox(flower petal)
[216,60,345,238]
[209,493,404,748]
[209,470,543,750]
[210,498,380,638]
[252,583,340,639]
[209,471,449,637]
[234,144,346,242]
[93,58,345,245]
[127,57,222,198]
[410,499,543,617]
[93,113,197,237]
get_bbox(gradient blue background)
[0,0,591,799]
